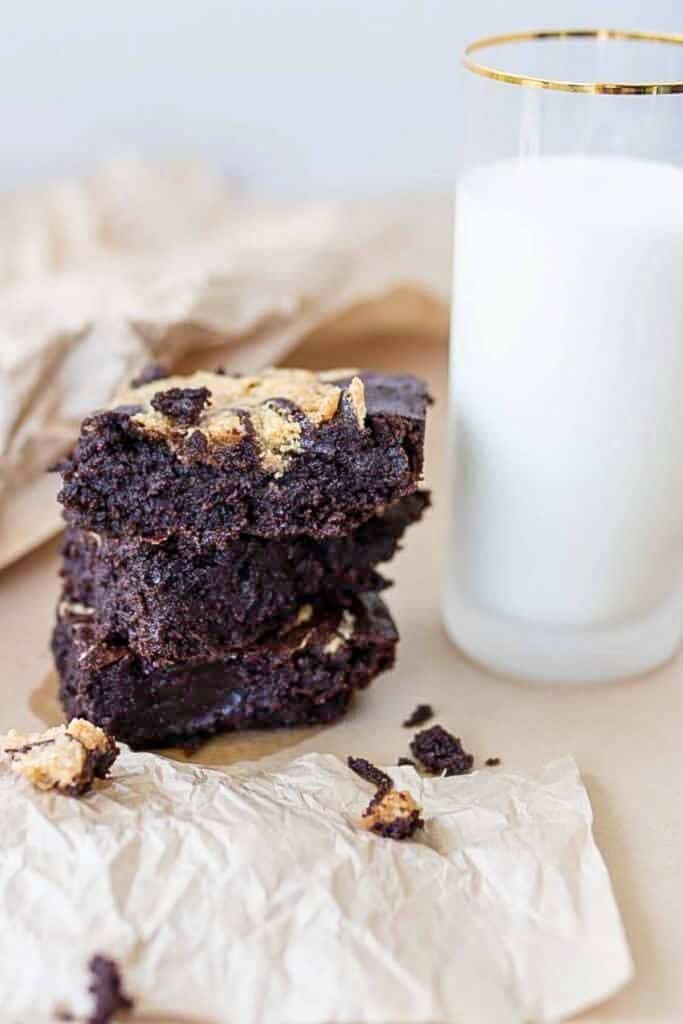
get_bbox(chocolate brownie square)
[54,593,398,749]
[56,369,429,544]
[60,492,428,665]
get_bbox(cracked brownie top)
[118,367,366,477]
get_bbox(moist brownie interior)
[60,492,429,665]
[55,593,398,748]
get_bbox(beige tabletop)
[1,299,681,1021]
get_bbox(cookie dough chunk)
[361,788,424,841]
[57,368,429,544]
[1,719,118,796]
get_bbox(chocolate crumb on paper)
[347,756,392,792]
[348,757,424,841]
[485,757,501,767]
[87,955,134,1024]
[150,386,211,426]
[361,788,424,841]
[402,703,434,728]
[1,719,118,796]
[410,724,474,777]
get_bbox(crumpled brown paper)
[0,749,632,1022]
[0,158,450,569]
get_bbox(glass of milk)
[445,30,683,683]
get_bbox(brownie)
[60,492,428,665]
[56,368,429,544]
[54,593,398,749]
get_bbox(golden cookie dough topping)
[295,604,314,626]
[58,598,95,619]
[1,719,118,796]
[323,609,355,655]
[361,788,424,840]
[115,367,367,477]
[346,376,367,429]
[318,367,360,381]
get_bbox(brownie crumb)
[87,956,133,1024]
[410,725,474,777]
[397,756,416,768]
[347,756,392,792]
[485,757,501,767]
[130,362,169,388]
[361,788,424,840]
[402,703,434,728]
[1,719,118,796]
[150,386,211,426]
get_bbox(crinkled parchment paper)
[0,750,632,1022]
[0,158,450,568]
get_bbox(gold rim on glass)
[463,29,683,95]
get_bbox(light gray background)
[1,0,678,197]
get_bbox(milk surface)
[448,155,683,634]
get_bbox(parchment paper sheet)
[0,159,450,567]
[0,749,632,1023]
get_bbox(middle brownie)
[61,491,429,665]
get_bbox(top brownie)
[57,368,428,543]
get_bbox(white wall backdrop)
[0,0,678,197]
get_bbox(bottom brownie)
[54,593,397,749]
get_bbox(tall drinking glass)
[444,30,683,683]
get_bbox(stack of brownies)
[53,367,429,749]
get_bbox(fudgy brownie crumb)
[397,756,416,768]
[410,725,474,777]
[361,788,424,840]
[150,386,211,425]
[87,956,133,1024]
[130,362,169,388]
[347,756,392,792]
[485,757,501,767]
[402,703,434,728]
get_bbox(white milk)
[445,155,683,682]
